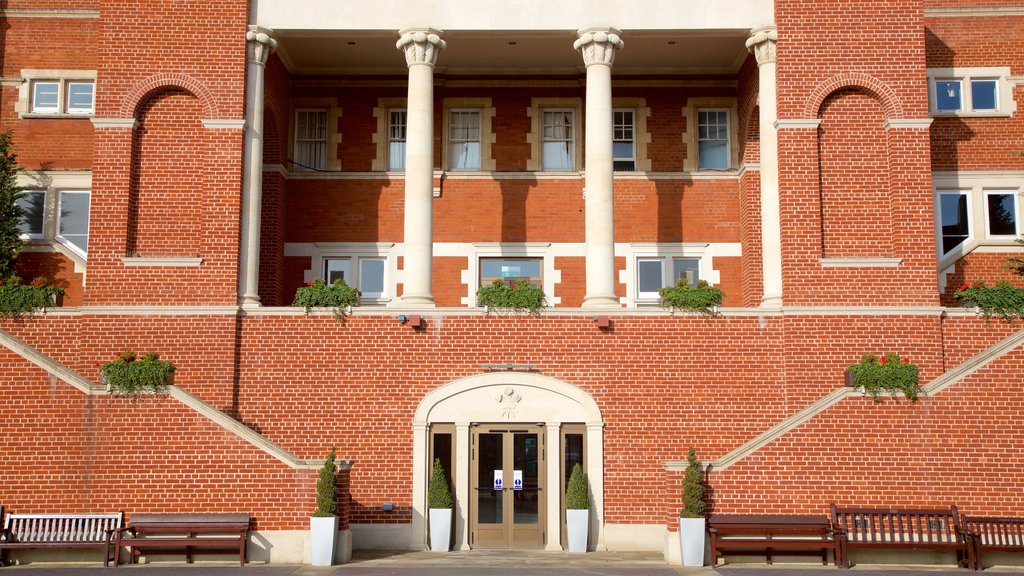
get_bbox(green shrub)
[679,447,705,518]
[476,280,547,315]
[955,281,1024,322]
[314,447,338,517]
[565,463,589,510]
[100,351,175,398]
[845,353,921,402]
[427,458,453,509]
[292,278,361,318]
[0,276,64,319]
[659,280,723,315]
[1004,237,1024,278]
[0,130,24,281]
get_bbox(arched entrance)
[411,373,604,551]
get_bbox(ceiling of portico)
[274,30,752,76]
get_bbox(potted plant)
[476,280,548,315]
[565,462,589,553]
[292,278,361,319]
[100,351,175,398]
[427,457,453,552]
[310,447,339,566]
[659,279,724,315]
[845,353,921,402]
[678,447,706,567]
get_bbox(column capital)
[396,28,446,67]
[246,26,277,66]
[745,25,777,66]
[574,28,623,67]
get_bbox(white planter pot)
[566,509,589,553]
[678,517,705,567]
[428,508,452,552]
[310,516,338,566]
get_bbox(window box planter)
[293,278,361,319]
[0,276,64,319]
[476,280,547,315]
[955,281,1024,322]
[844,354,921,402]
[659,280,723,316]
[100,351,175,398]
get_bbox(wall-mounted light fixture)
[593,315,611,329]
[398,314,425,328]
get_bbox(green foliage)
[659,279,724,315]
[955,281,1024,322]
[845,353,921,402]
[427,458,453,509]
[0,131,25,280]
[314,447,338,517]
[101,351,175,398]
[0,276,64,319]
[679,447,706,518]
[565,463,589,510]
[292,278,361,319]
[1005,237,1024,277]
[476,280,548,315]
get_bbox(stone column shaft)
[545,423,563,551]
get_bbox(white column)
[545,423,563,551]
[746,26,782,309]
[454,423,471,550]
[240,27,277,308]
[410,423,429,549]
[586,422,606,551]
[575,29,624,309]
[396,29,445,308]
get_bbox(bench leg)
[240,532,248,566]
[766,535,772,565]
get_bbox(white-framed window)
[613,109,636,171]
[984,190,1020,239]
[16,190,47,240]
[479,257,543,289]
[294,109,327,171]
[31,81,60,113]
[56,190,90,258]
[542,109,575,170]
[636,257,701,299]
[65,82,95,114]
[697,109,730,170]
[388,109,407,171]
[938,190,971,256]
[29,80,94,115]
[448,109,481,171]
[322,256,388,300]
[928,68,1015,117]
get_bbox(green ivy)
[292,278,361,319]
[565,462,589,510]
[659,279,724,315]
[314,447,338,517]
[679,447,705,519]
[0,276,64,319]
[955,281,1024,322]
[845,353,921,402]
[1004,237,1024,278]
[0,131,24,281]
[476,280,547,315]
[101,351,175,398]
[427,457,453,509]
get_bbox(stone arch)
[803,72,904,119]
[120,73,219,119]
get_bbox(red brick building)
[1,0,1023,565]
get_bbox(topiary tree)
[313,447,338,517]
[565,462,589,510]
[0,130,25,280]
[679,447,705,518]
[427,458,453,509]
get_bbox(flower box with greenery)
[100,351,175,398]
[427,457,454,552]
[565,462,590,553]
[311,447,339,566]
[845,353,921,402]
[292,278,360,318]
[476,280,547,315]
[678,447,706,567]
[659,279,724,315]
[0,276,64,319]
[955,281,1024,322]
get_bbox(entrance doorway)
[470,424,545,548]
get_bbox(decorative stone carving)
[496,387,522,419]
[246,27,277,66]
[574,28,624,67]
[745,26,777,66]
[396,28,446,67]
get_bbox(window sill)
[21,112,93,119]
[819,258,903,268]
[122,257,204,267]
[930,110,1013,119]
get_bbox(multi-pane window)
[542,109,574,170]
[57,191,90,257]
[479,258,543,289]
[30,80,94,115]
[697,109,730,170]
[15,190,46,239]
[929,69,1010,116]
[323,257,388,299]
[613,109,636,171]
[637,257,701,299]
[294,109,327,171]
[449,109,481,170]
[388,109,407,171]
[66,82,95,114]
[938,191,970,255]
[985,191,1019,238]
[31,82,60,113]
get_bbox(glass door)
[470,425,545,548]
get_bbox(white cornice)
[90,118,136,129]
[774,119,821,129]
[0,9,99,18]
[286,170,741,182]
[925,7,1024,17]
[81,306,239,315]
[121,257,204,267]
[819,258,903,268]
[201,119,245,130]
[884,118,933,129]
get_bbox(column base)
[393,294,436,309]
[581,294,621,309]
[241,293,262,309]
[760,294,783,309]
[545,543,564,551]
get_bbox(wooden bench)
[113,513,250,566]
[964,516,1024,570]
[708,514,838,566]
[0,512,123,566]
[830,504,975,570]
